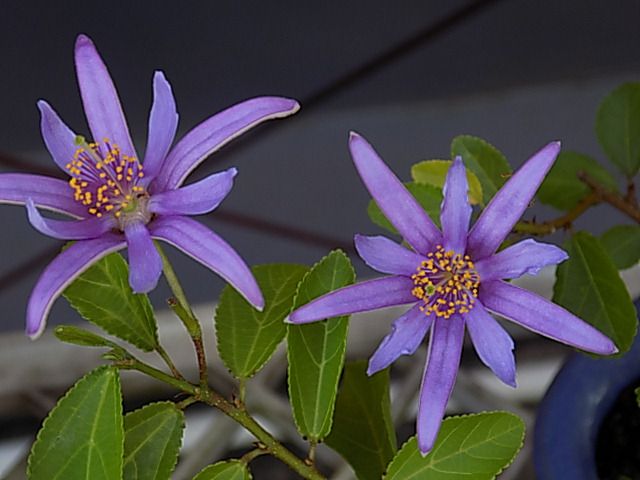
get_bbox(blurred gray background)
[1,0,639,333]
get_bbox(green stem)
[155,243,192,314]
[116,357,198,395]
[156,344,185,381]
[240,447,269,465]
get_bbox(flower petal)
[0,173,86,218]
[153,97,300,191]
[355,234,426,276]
[475,238,568,282]
[37,100,78,172]
[349,132,441,254]
[287,275,416,324]
[26,235,126,338]
[124,222,162,293]
[481,280,617,355]
[148,168,237,216]
[467,142,561,259]
[26,199,115,240]
[465,301,516,387]
[150,215,264,309]
[74,34,136,156]
[141,71,179,183]
[417,315,465,454]
[367,304,433,375]
[440,156,471,254]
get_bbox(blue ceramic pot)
[534,299,640,479]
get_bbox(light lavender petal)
[150,215,264,309]
[26,235,126,338]
[481,280,617,355]
[417,315,465,454]
[440,156,471,254]
[141,71,178,184]
[74,34,137,156]
[37,100,78,172]
[287,275,416,324]
[26,199,115,240]
[148,168,237,216]
[124,222,162,293]
[367,304,432,375]
[153,97,300,191]
[349,132,441,254]
[465,301,516,387]
[467,142,561,259]
[355,234,426,276]
[475,238,568,282]
[0,173,86,218]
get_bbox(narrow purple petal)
[74,34,136,156]
[355,234,426,276]
[417,315,465,454]
[148,168,237,216]
[349,132,441,254]
[141,71,178,184]
[150,215,264,309]
[465,301,516,387]
[26,235,126,338]
[367,304,433,375]
[37,100,78,172]
[288,276,416,324]
[0,173,86,218]
[475,239,568,282]
[481,280,617,355]
[440,156,471,254]
[26,199,115,240]
[467,142,561,259]
[153,97,300,191]
[124,222,162,293]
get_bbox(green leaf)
[216,264,309,379]
[193,460,251,480]
[635,387,640,408]
[411,159,483,205]
[123,402,185,480]
[28,366,123,480]
[54,324,120,349]
[451,135,512,205]
[596,82,640,177]
[287,250,355,441]
[384,412,525,480]
[553,231,637,354]
[367,182,442,233]
[325,361,396,480]
[64,252,159,351]
[600,225,640,269]
[537,151,618,211]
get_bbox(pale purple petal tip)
[26,199,115,240]
[124,222,163,293]
[37,100,78,172]
[440,156,471,254]
[354,234,426,276]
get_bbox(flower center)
[411,245,480,319]
[66,136,149,226]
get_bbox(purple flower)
[288,132,617,454]
[0,34,299,339]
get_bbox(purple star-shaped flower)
[288,132,617,454]
[0,34,299,339]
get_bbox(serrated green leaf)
[28,366,123,480]
[411,159,483,205]
[367,182,442,233]
[451,135,511,204]
[193,460,251,480]
[64,252,159,351]
[600,225,640,270]
[287,250,355,441]
[596,82,640,177]
[123,402,184,480]
[54,324,120,349]
[216,264,309,379]
[384,412,525,480]
[537,151,618,211]
[553,231,637,354]
[325,361,396,480]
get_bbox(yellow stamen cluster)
[411,245,480,319]
[65,138,146,218]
